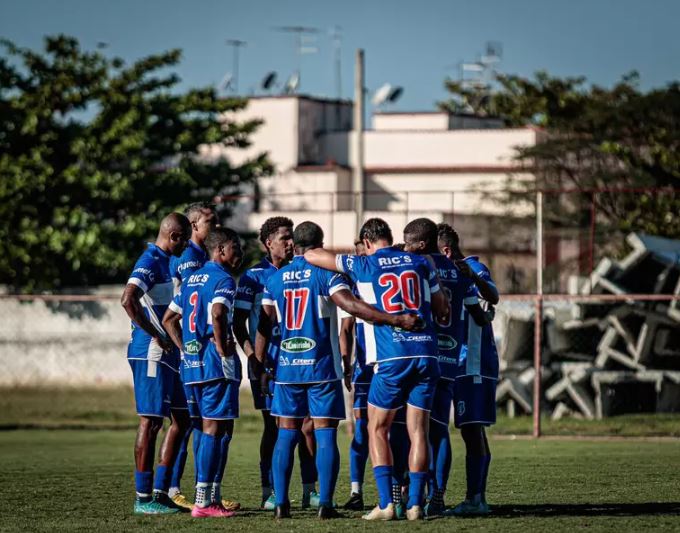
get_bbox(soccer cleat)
[274,502,291,519]
[302,490,319,509]
[191,503,236,518]
[445,499,491,516]
[262,493,276,510]
[362,503,395,521]
[394,502,406,520]
[171,492,194,510]
[221,499,241,511]
[133,498,181,515]
[318,505,341,520]
[424,499,445,518]
[343,492,364,511]
[406,505,423,521]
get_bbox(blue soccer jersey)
[262,255,350,384]
[457,256,500,380]
[335,247,440,364]
[234,257,281,374]
[169,240,208,287]
[126,243,179,370]
[168,261,242,385]
[431,253,478,381]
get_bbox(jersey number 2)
[379,271,420,312]
[188,291,199,333]
[283,288,310,330]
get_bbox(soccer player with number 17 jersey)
[304,218,450,521]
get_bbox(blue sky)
[2,0,679,112]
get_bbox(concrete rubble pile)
[495,233,680,419]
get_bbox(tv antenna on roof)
[274,26,319,93]
[225,39,247,94]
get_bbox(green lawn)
[0,428,679,532]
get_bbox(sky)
[1,0,679,112]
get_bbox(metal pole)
[352,49,365,235]
[533,190,544,438]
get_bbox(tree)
[0,35,272,292]
[440,71,680,278]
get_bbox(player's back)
[170,240,208,287]
[177,261,239,384]
[264,255,348,384]
[458,256,499,380]
[431,253,477,381]
[336,246,438,365]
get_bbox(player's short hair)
[205,227,239,253]
[353,238,363,247]
[437,222,460,249]
[359,218,393,244]
[404,218,438,248]
[259,216,294,245]
[184,202,215,223]
[293,221,323,248]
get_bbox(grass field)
[1,388,680,531]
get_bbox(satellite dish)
[387,87,403,103]
[372,83,392,106]
[262,72,277,91]
[284,73,299,94]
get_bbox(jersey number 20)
[379,271,420,312]
[283,288,310,330]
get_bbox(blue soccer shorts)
[183,383,200,419]
[129,359,185,418]
[368,357,440,412]
[192,379,240,420]
[272,380,346,420]
[453,375,497,428]
[250,378,276,411]
[430,380,455,427]
[352,382,371,411]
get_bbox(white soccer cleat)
[362,503,395,521]
[406,505,423,521]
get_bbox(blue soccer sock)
[429,422,452,505]
[373,465,393,509]
[169,426,192,492]
[407,471,428,509]
[152,465,170,495]
[465,455,486,503]
[273,428,299,506]
[191,419,202,483]
[214,433,232,484]
[480,454,491,501]
[350,417,369,490]
[314,428,340,507]
[195,433,221,507]
[134,470,153,500]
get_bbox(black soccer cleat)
[274,502,291,519]
[318,505,341,520]
[343,492,364,511]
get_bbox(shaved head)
[158,212,191,256]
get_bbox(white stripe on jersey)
[355,282,378,364]
[127,277,149,293]
[466,318,482,377]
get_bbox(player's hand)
[485,305,496,323]
[260,370,274,398]
[454,259,474,279]
[155,335,174,353]
[395,313,425,331]
[343,372,352,392]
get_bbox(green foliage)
[0,35,272,292]
[440,71,680,246]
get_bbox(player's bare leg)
[404,405,430,520]
[299,416,319,508]
[363,404,397,520]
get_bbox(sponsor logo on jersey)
[437,334,457,352]
[278,356,290,366]
[184,339,202,355]
[280,337,317,353]
[392,332,433,343]
[291,358,315,366]
[183,358,204,369]
[437,355,458,365]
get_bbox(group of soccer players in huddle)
[121,202,499,520]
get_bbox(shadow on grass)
[486,502,680,517]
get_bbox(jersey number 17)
[283,288,310,330]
